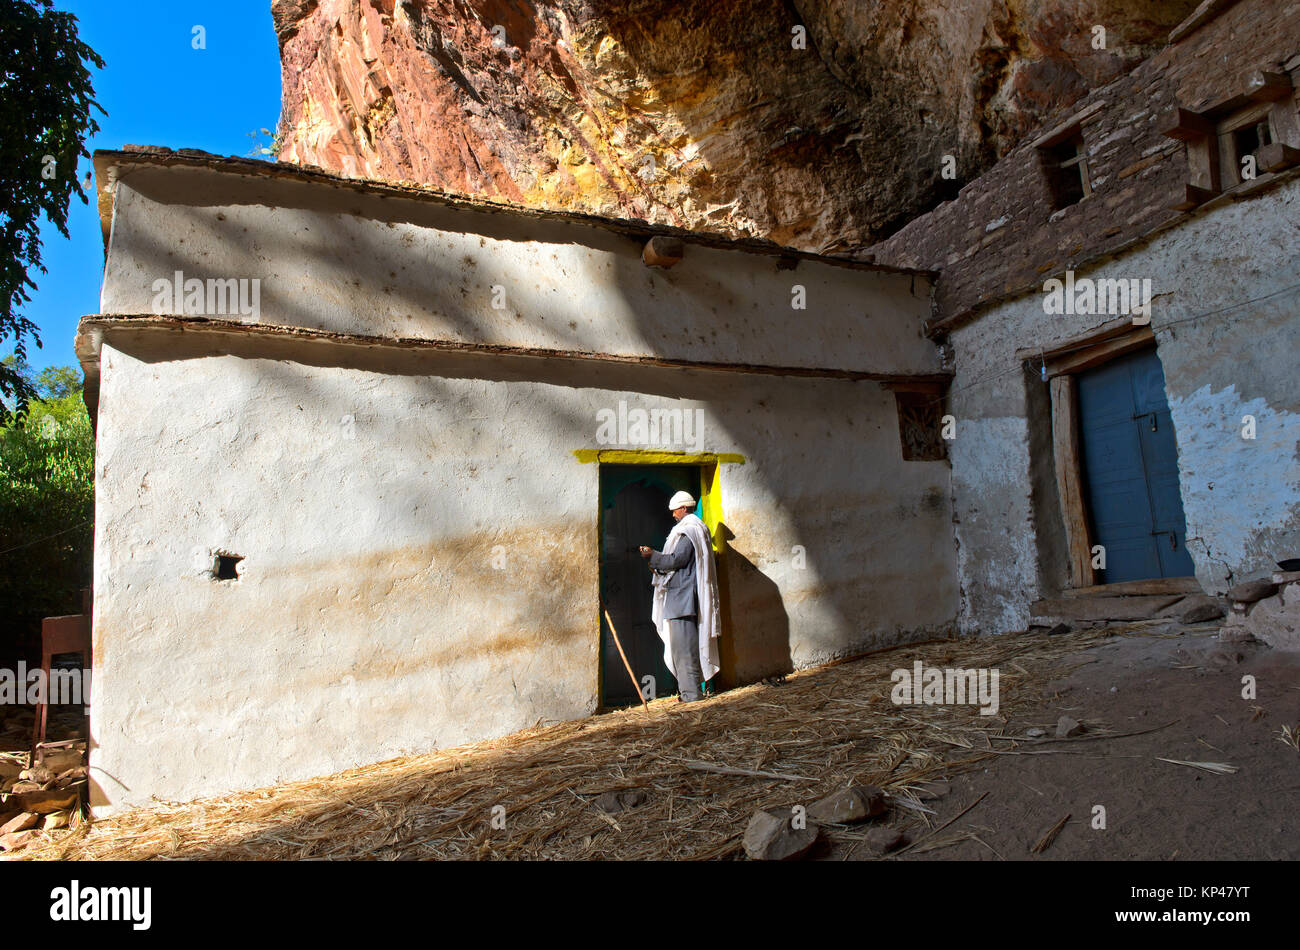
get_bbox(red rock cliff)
[273,0,1200,250]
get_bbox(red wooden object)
[34,613,91,747]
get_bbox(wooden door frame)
[1017,317,1156,589]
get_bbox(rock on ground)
[806,785,885,824]
[864,826,907,854]
[1056,715,1086,738]
[1227,579,1278,604]
[743,807,820,860]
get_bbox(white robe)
[650,512,721,681]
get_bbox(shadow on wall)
[96,174,950,738]
[94,330,802,689]
[715,523,791,690]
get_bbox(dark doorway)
[1076,347,1196,583]
[599,464,699,707]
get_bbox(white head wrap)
[668,490,696,512]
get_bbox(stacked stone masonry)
[866,0,1300,331]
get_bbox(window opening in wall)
[1163,70,1300,208]
[893,391,948,461]
[1225,112,1274,184]
[1233,118,1272,161]
[1041,134,1091,210]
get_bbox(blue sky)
[19,0,283,373]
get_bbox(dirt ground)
[7,623,1298,860]
[858,627,1300,861]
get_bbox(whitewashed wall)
[947,175,1300,634]
[86,159,955,809]
[87,337,957,809]
[99,162,940,377]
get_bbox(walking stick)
[601,604,650,713]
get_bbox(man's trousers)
[668,616,704,701]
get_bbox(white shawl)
[650,512,721,681]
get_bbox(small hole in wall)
[214,554,243,581]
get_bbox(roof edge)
[92,147,936,279]
[75,313,952,409]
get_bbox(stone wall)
[868,0,1300,328]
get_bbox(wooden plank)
[1050,375,1096,589]
[1171,182,1216,210]
[1169,0,1235,44]
[1015,315,1135,362]
[1030,100,1106,149]
[1268,101,1300,150]
[1045,328,1154,378]
[1062,577,1201,598]
[1160,107,1214,141]
[1030,594,1186,622]
[1258,143,1300,174]
[1184,138,1220,193]
[1216,100,1272,133]
[879,380,946,394]
[1244,71,1293,103]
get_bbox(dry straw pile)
[18,628,1106,860]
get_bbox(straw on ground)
[17,629,1109,861]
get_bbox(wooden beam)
[1199,74,1294,121]
[1269,100,1300,150]
[1168,0,1236,45]
[1030,100,1106,149]
[1171,183,1217,211]
[1050,375,1096,589]
[879,380,947,394]
[1257,143,1300,174]
[1184,137,1220,194]
[1160,107,1214,142]
[1045,327,1154,378]
[1062,577,1201,598]
[642,236,684,268]
[1031,594,1186,622]
[1015,315,1137,362]
[1244,71,1293,103]
[76,313,955,385]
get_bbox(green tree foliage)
[0,357,94,651]
[0,0,104,419]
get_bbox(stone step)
[1061,577,1200,598]
[1030,594,1187,622]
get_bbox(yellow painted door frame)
[577,449,744,700]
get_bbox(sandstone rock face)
[274,0,1199,250]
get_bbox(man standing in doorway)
[639,491,721,703]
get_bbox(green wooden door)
[599,465,700,706]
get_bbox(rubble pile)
[0,739,87,855]
[1221,568,1300,650]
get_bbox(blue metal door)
[1076,348,1196,583]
